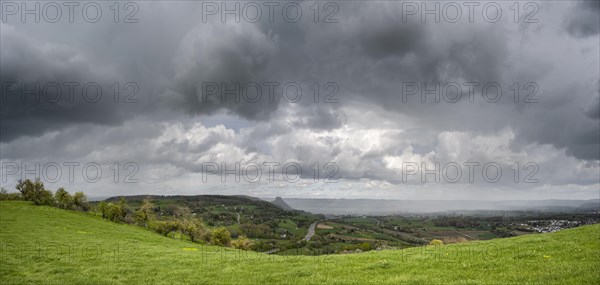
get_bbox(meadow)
[1,201,599,284]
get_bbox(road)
[371,218,382,227]
[304,221,319,241]
[452,229,476,240]
[304,217,341,241]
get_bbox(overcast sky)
[1,1,598,200]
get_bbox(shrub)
[359,242,373,251]
[72,192,90,211]
[212,227,232,246]
[194,226,213,243]
[55,188,74,210]
[309,241,323,249]
[251,240,274,252]
[149,220,179,237]
[428,239,444,246]
[180,218,210,243]
[134,199,155,228]
[98,201,108,218]
[149,220,167,235]
[0,188,22,201]
[441,237,468,244]
[231,236,254,250]
[103,201,129,223]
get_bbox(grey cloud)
[161,22,282,121]
[565,1,600,37]
[585,82,600,119]
[587,100,600,119]
[0,26,140,142]
[292,1,599,161]
[1,1,599,198]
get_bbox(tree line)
[0,179,253,250]
[0,178,90,211]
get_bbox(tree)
[211,227,232,246]
[55,188,73,210]
[194,226,213,243]
[149,220,179,237]
[231,236,254,250]
[72,191,89,211]
[116,197,128,220]
[35,188,54,206]
[134,198,155,228]
[98,201,108,218]
[182,219,197,241]
[16,179,34,201]
[181,218,211,243]
[174,207,192,220]
[106,202,119,221]
[16,178,54,206]
[103,201,128,223]
[149,221,166,235]
[173,207,192,240]
[167,221,181,238]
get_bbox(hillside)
[271,197,295,211]
[1,201,599,284]
[103,195,314,226]
[99,195,320,251]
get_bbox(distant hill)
[102,195,599,215]
[271,197,294,211]
[577,199,600,211]
[284,198,600,215]
[104,194,283,214]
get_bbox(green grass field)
[1,201,599,284]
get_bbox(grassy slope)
[1,201,599,284]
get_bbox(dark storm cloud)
[513,77,600,161]
[0,0,599,198]
[565,0,600,37]
[0,26,141,141]
[0,2,522,141]
[586,81,600,120]
[587,99,600,120]
[0,2,200,142]
[161,22,282,121]
[356,15,424,59]
[289,1,599,161]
